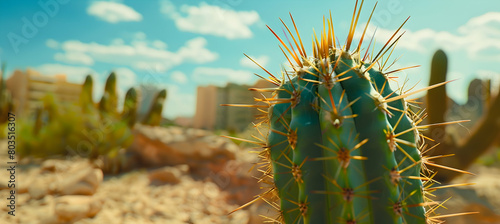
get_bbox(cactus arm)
[122,88,138,127]
[268,82,300,223]
[370,68,426,224]
[435,86,500,181]
[318,77,370,223]
[426,50,450,150]
[336,53,402,224]
[289,70,328,223]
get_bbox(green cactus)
[99,72,118,116]
[80,75,95,113]
[33,106,43,136]
[230,2,475,224]
[142,89,167,126]
[122,87,138,127]
[0,62,13,124]
[425,49,500,182]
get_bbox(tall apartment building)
[5,69,82,116]
[193,79,274,131]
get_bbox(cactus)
[228,2,476,224]
[122,87,138,127]
[80,75,95,114]
[0,62,13,124]
[425,49,500,182]
[142,89,167,126]
[99,72,118,116]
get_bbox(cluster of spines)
[226,1,477,223]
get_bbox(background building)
[6,69,82,116]
[193,79,275,132]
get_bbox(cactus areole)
[226,1,475,224]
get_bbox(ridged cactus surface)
[228,2,475,224]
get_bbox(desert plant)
[141,89,167,126]
[80,75,95,114]
[17,72,134,166]
[98,72,118,116]
[227,2,475,224]
[0,63,13,124]
[122,87,138,127]
[425,49,500,182]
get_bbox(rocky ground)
[0,125,499,223]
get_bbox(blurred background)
[0,0,499,223]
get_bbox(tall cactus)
[80,75,95,113]
[426,49,500,182]
[0,62,13,124]
[99,72,118,116]
[229,2,475,224]
[142,89,167,126]
[122,87,138,127]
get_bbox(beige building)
[6,69,82,116]
[193,79,275,131]
[193,85,218,130]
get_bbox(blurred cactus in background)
[0,63,14,124]
[142,89,167,126]
[14,70,164,173]
[99,72,118,116]
[425,49,500,182]
[80,75,95,114]
[122,87,138,127]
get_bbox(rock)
[148,165,188,185]
[40,159,69,173]
[54,195,102,222]
[130,125,237,174]
[28,176,55,199]
[56,166,103,195]
[27,160,103,198]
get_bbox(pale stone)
[54,195,102,222]
[56,167,103,196]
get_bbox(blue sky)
[1,0,500,119]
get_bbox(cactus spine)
[230,2,475,224]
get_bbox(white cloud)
[160,0,260,39]
[87,1,142,23]
[53,36,217,71]
[240,55,269,68]
[152,40,167,49]
[111,38,125,45]
[46,39,59,49]
[171,71,187,83]
[54,52,94,65]
[176,37,219,63]
[192,67,254,85]
[356,12,500,61]
[134,32,147,40]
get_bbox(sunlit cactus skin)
[228,2,476,224]
[267,82,301,223]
